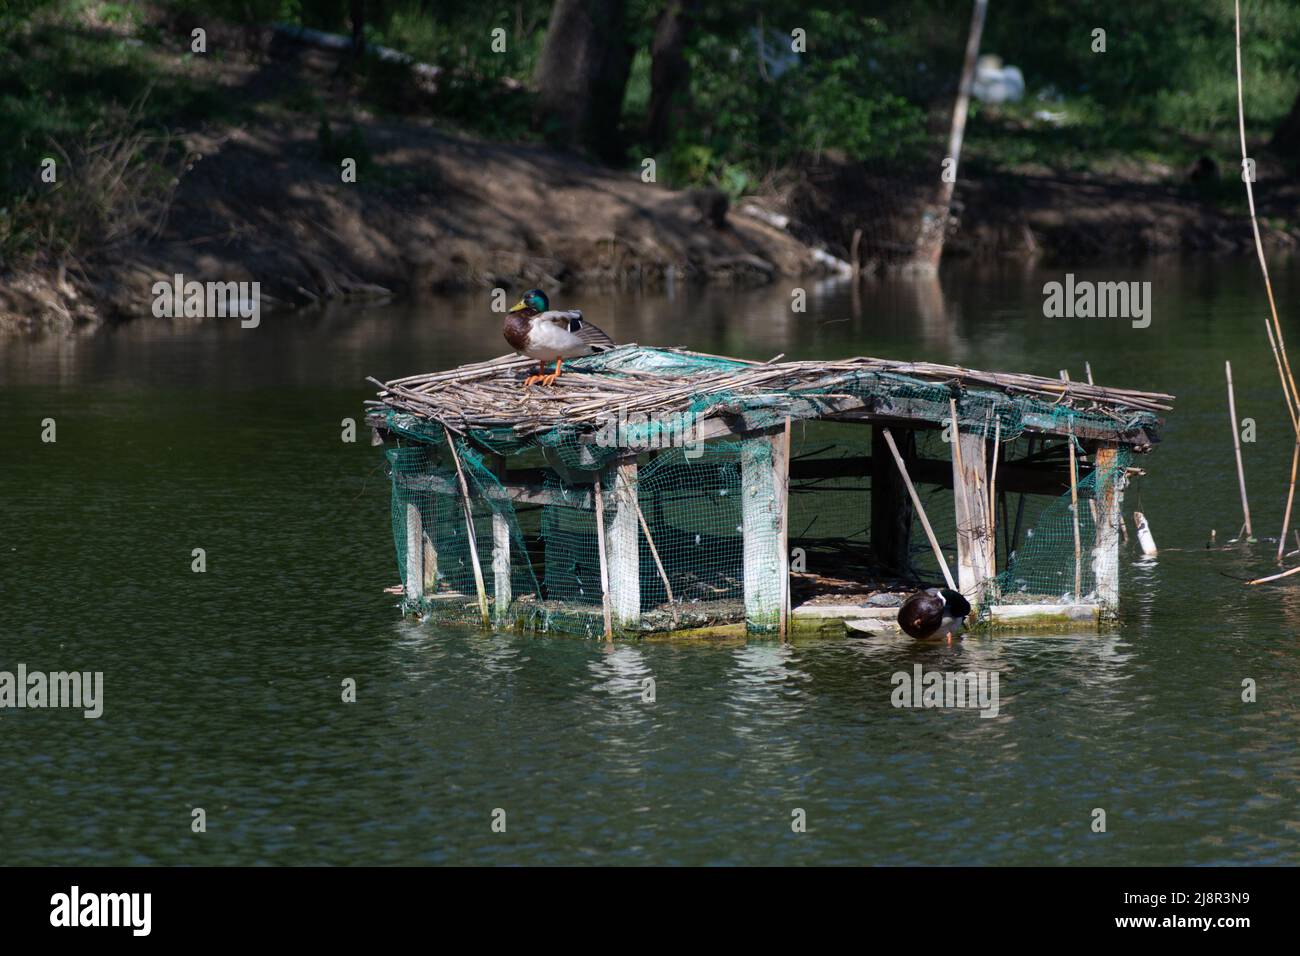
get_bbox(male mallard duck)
[503,289,614,387]
[897,588,972,641]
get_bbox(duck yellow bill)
[508,300,526,312]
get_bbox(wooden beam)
[741,430,786,633]
[405,455,1084,506]
[565,391,1161,451]
[1091,445,1123,615]
[603,455,641,628]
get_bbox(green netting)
[378,346,1147,636]
[387,436,543,628]
[384,429,1132,635]
[996,444,1131,605]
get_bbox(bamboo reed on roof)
[367,345,1171,450]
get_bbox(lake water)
[2,259,1299,864]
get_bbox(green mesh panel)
[637,443,746,631]
[997,444,1131,604]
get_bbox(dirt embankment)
[0,24,829,335]
[5,13,1300,335]
[777,151,1300,271]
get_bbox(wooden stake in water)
[1225,360,1253,540]
[1235,0,1300,565]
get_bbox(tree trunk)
[911,0,987,271]
[350,0,365,58]
[646,0,697,152]
[534,0,633,162]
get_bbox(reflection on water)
[2,258,1300,864]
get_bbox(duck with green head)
[503,289,614,387]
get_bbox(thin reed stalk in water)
[1235,0,1300,563]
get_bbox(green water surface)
[2,259,1298,864]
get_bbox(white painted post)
[490,455,511,623]
[742,431,787,633]
[1091,445,1123,615]
[603,455,641,628]
[405,502,423,601]
[951,431,996,607]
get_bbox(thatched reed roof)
[366,345,1172,451]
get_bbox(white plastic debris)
[972,55,1025,104]
[1133,511,1158,556]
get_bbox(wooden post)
[1067,435,1083,599]
[603,455,641,629]
[489,455,512,624]
[881,428,957,591]
[742,430,788,634]
[951,429,996,607]
[405,502,424,601]
[987,417,1001,575]
[1092,444,1123,615]
[871,425,915,573]
[779,416,792,640]
[593,475,614,639]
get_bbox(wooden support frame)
[603,454,641,629]
[1091,444,1123,615]
[559,393,1162,451]
[393,453,1084,510]
[951,429,997,607]
[741,429,790,634]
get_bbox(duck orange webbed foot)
[523,374,546,387]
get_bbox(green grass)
[0,2,240,267]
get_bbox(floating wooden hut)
[366,346,1172,639]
